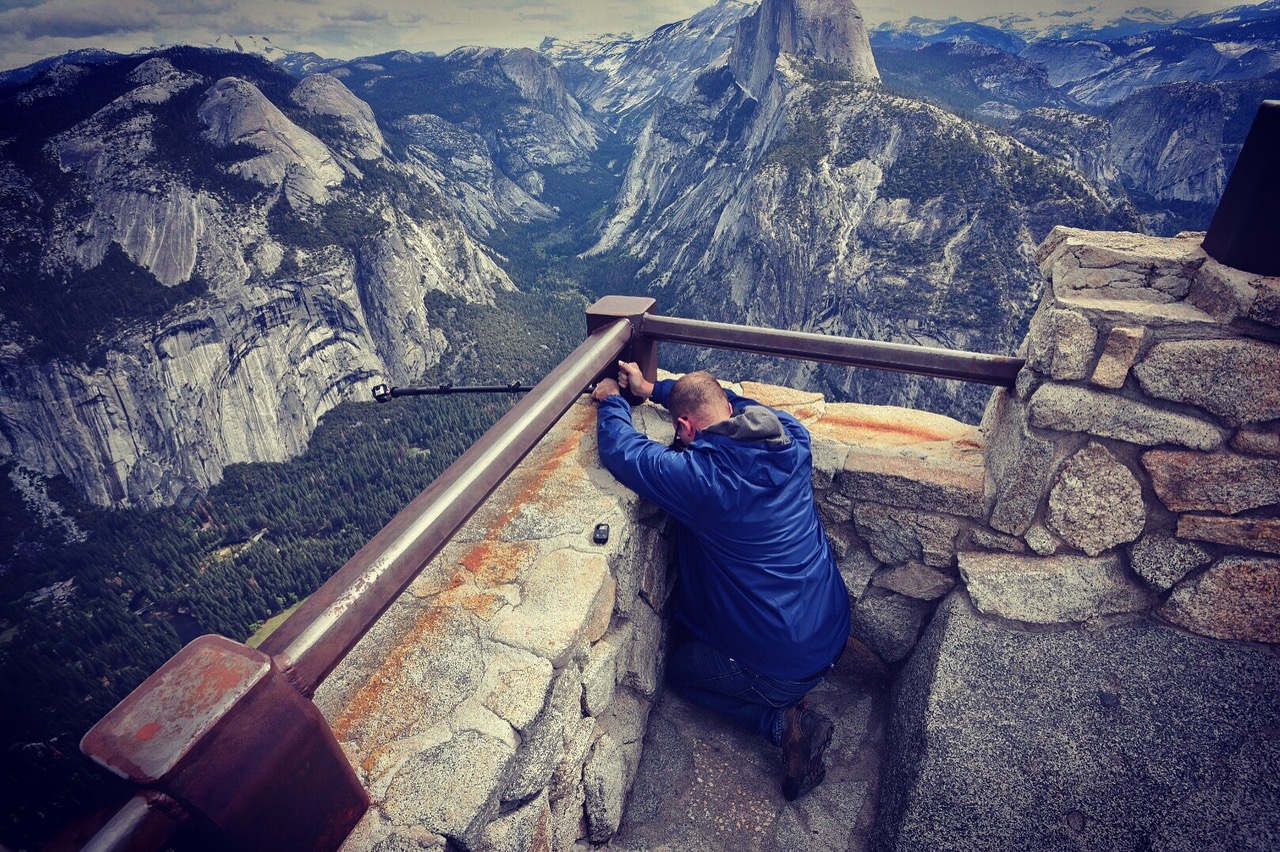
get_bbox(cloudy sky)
[0,0,1241,72]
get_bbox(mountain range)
[2,0,1279,508]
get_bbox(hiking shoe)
[781,703,834,801]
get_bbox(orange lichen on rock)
[330,603,450,754]
[460,591,504,621]
[489,418,588,533]
[812,402,978,448]
[461,540,534,587]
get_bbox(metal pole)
[637,313,1024,387]
[372,383,533,401]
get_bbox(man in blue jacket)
[592,362,849,800]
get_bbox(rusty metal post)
[587,296,658,395]
[81,635,367,852]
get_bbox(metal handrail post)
[587,296,658,395]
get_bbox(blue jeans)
[667,631,827,747]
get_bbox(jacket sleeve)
[595,394,709,525]
[648,378,676,409]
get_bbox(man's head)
[669,371,732,444]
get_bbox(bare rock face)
[199,76,345,206]
[730,0,879,98]
[591,1,1122,420]
[1106,84,1228,205]
[497,48,600,157]
[289,73,386,161]
[883,593,1280,852]
[541,0,753,137]
[0,52,513,507]
[396,113,554,235]
[50,61,212,287]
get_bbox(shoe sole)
[783,714,835,801]
[796,716,834,799]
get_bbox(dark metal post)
[81,636,366,852]
[587,296,658,395]
[1203,99,1280,276]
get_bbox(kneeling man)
[592,363,849,800]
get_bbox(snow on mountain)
[540,0,754,135]
[208,34,345,77]
[874,3,1183,44]
[210,34,295,63]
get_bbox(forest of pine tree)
[0,392,513,846]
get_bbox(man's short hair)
[669,371,728,422]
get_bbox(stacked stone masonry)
[312,226,1277,850]
[976,226,1280,643]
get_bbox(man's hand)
[616,361,653,401]
[592,378,621,402]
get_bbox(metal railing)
[72,296,1023,850]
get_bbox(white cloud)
[0,0,1250,72]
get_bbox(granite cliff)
[541,0,754,138]
[0,50,511,507]
[589,0,1128,419]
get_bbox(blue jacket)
[596,379,849,679]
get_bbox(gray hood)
[702,405,791,446]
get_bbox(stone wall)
[813,226,1279,672]
[866,226,1280,852]
[967,227,1279,644]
